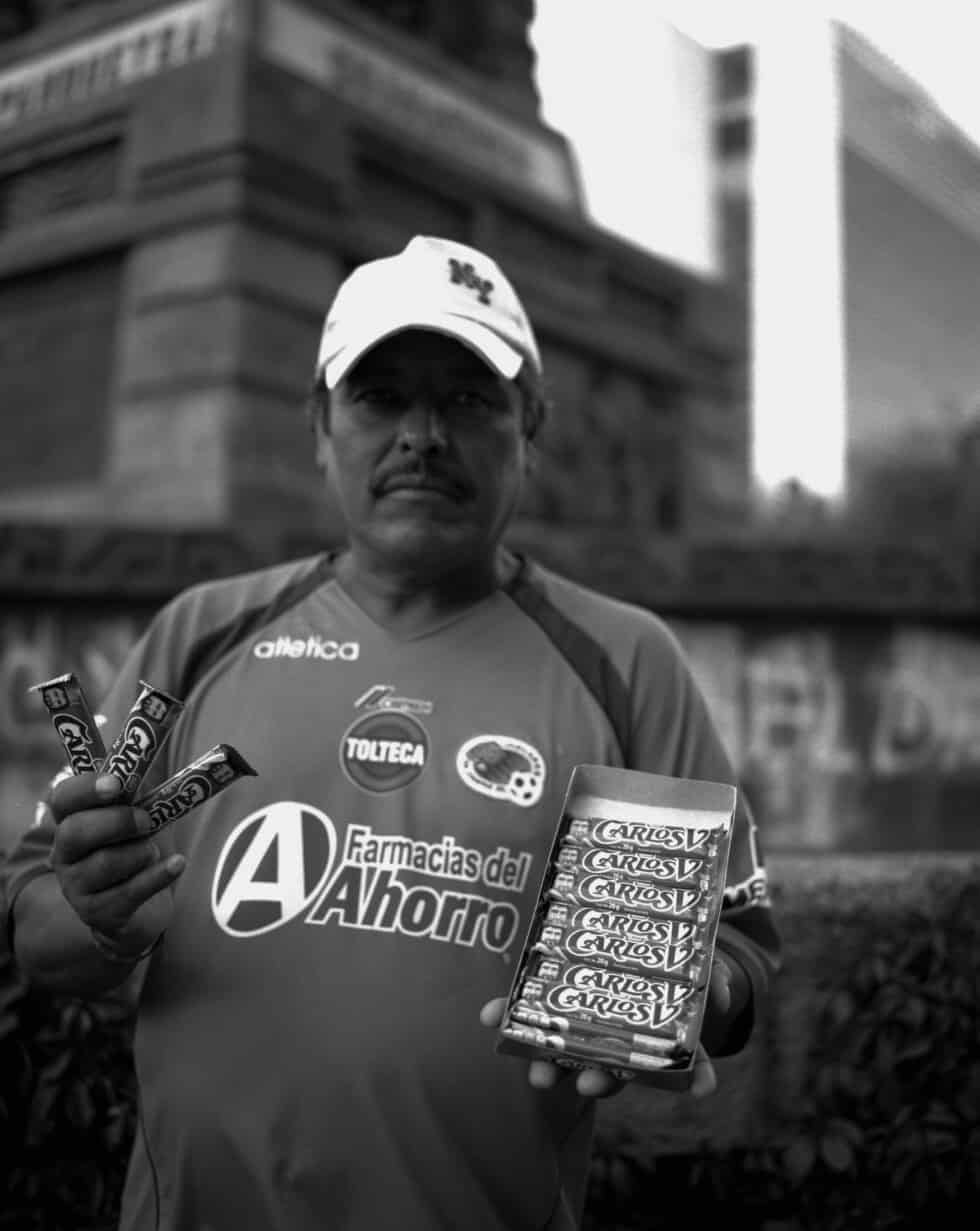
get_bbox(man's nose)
[397,403,448,456]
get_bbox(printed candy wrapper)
[31,672,107,774]
[563,812,724,856]
[496,764,735,1091]
[135,744,257,835]
[553,840,713,887]
[500,1023,675,1075]
[543,902,701,947]
[532,917,710,983]
[547,871,712,922]
[101,681,184,800]
[32,672,257,834]
[507,1000,699,1058]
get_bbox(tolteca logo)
[456,735,545,807]
[211,803,533,954]
[341,685,431,793]
[253,635,360,662]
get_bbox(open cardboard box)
[495,764,736,1092]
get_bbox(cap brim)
[320,310,525,389]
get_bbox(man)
[4,236,780,1231]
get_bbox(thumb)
[710,956,732,1016]
[480,997,508,1028]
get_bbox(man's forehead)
[347,330,503,381]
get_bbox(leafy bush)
[2,871,977,1229]
[0,953,137,1231]
[583,873,980,1230]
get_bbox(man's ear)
[313,415,332,474]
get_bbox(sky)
[530,2,980,498]
[531,0,980,258]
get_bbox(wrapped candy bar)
[509,984,699,1053]
[548,870,712,922]
[32,673,257,834]
[532,917,709,982]
[30,672,107,774]
[543,902,701,947]
[563,811,724,855]
[101,681,184,800]
[554,840,710,886]
[500,1023,675,1074]
[135,744,257,836]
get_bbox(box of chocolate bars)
[496,764,736,1091]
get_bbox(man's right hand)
[50,772,186,957]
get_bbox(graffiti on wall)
[674,621,980,850]
[1,606,979,854]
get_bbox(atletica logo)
[341,685,431,793]
[211,804,531,954]
[253,635,360,661]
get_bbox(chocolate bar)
[518,962,701,1033]
[543,902,701,946]
[554,840,710,886]
[564,812,724,854]
[30,672,107,774]
[501,1023,675,1072]
[101,681,184,799]
[548,870,711,921]
[532,920,709,982]
[135,744,257,834]
[508,1001,697,1056]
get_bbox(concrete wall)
[4,590,978,855]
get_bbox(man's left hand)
[480,964,733,1100]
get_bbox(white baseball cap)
[315,235,542,389]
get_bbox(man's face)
[315,330,528,570]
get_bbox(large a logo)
[456,735,545,807]
[210,802,532,954]
[340,686,431,793]
[213,803,338,936]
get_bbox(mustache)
[372,460,474,498]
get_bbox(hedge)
[2,859,978,1229]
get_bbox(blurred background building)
[0,1,977,857]
[0,0,746,548]
[716,23,980,543]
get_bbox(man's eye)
[447,390,494,411]
[355,388,402,408]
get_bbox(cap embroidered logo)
[447,257,494,305]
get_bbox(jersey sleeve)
[2,597,189,952]
[624,616,782,1049]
